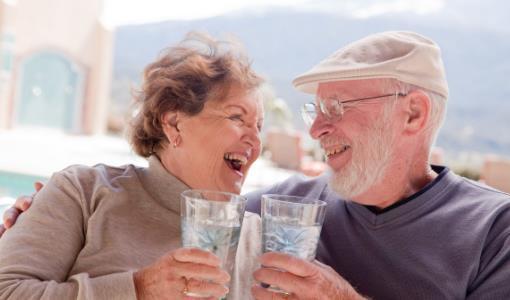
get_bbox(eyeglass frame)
[301,92,407,126]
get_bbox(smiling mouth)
[325,145,350,159]
[224,152,248,173]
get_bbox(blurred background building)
[0,0,112,134]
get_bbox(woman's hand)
[134,247,230,300]
[0,182,44,237]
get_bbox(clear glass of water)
[261,194,327,293]
[180,189,247,298]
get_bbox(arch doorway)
[15,51,84,131]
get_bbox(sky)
[102,0,446,26]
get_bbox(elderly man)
[2,31,510,300]
[247,31,510,299]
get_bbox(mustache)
[320,136,350,149]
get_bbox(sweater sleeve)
[466,205,510,299]
[0,170,137,300]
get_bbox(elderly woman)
[0,32,264,300]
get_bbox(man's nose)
[309,114,335,140]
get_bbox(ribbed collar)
[341,166,462,229]
[137,155,190,214]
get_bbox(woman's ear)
[402,90,431,135]
[161,111,181,147]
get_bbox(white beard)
[329,111,396,200]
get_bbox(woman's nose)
[243,123,261,149]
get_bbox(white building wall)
[0,0,113,134]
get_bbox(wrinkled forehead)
[208,85,265,117]
[237,86,264,110]
[316,78,391,99]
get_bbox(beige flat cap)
[292,31,449,98]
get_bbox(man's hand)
[251,252,365,300]
[0,181,44,237]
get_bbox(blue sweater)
[245,166,510,299]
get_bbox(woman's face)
[162,86,264,194]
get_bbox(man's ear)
[161,111,181,144]
[402,90,431,135]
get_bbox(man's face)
[309,79,399,200]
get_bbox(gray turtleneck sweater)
[0,156,261,300]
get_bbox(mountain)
[111,7,510,157]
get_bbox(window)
[1,33,15,73]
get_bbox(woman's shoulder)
[53,163,143,189]
[45,163,146,213]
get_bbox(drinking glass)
[261,194,327,293]
[180,189,247,298]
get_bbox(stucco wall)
[0,0,113,134]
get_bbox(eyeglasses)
[301,92,406,127]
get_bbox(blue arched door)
[15,51,83,131]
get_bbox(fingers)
[173,248,222,267]
[14,195,33,211]
[313,259,337,274]
[251,284,296,300]
[185,277,229,298]
[254,253,323,297]
[2,207,20,229]
[169,248,230,284]
[253,267,307,294]
[34,181,44,192]
[254,256,362,300]
[0,182,40,234]
[135,248,230,300]
[182,296,217,300]
[3,188,38,230]
[259,252,318,278]
[172,261,230,284]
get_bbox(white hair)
[381,79,447,148]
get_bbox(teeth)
[325,145,349,158]
[224,153,248,165]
